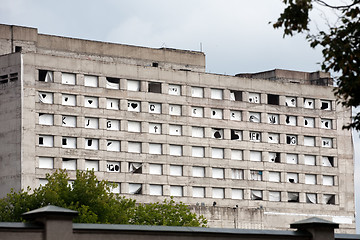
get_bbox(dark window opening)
[270,153,280,163]
[39,137,44,145]
[328,157,334,167]
[268,94,279,105]
[62,138,67,145]
[288,193,299,202]
[148,82,161,93]
[39,70,48,82]
[231,130,240,140]
[129,163,142,174]
[134,186,142,194]
[0,74,7,84]
[152,62,159,67]
[9,73,18,81]
[106,77,120,84]
[321,101,330,110]
[230,90,242,101]
[326,195,335,205]
[87,139,92,146]
[15,46,22,52]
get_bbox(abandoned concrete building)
[0,24,355,233]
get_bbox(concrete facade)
[0,24,355,233]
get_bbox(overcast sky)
[0,0,359,232]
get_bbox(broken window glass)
[38,92,53,104]
[62,73,75,85]
[230,110,242,121]
[249,131,261,142]
[321,119,332,129]
[211,108,223,119]
[304,98,314,109]
[251,190,263,200]
[148,82,161,93]
[322,156,334,167]
[306,193,317,204]
[39,135,53,147]
[321,138,333,148]
[62,115,76,128]
[286,135,297,145]
[323,194,335,204]
[168,84,181,95]
[321,100,331,110]
[62,94,76,106]
[129,183,142,194]
[267,94,279,105]
[285,115,297,126]
[249,112,261,122]
[85,138,99,150]
[169,104,181,116]
[230,90,242,101]
[269,152,280,163]
[107,161,120,172]
[212,128,223,139]
[287,173,298,183]
[268,133,279,144]
[191,106,204,117]
[85,117,99,129]
[128,100,141,112]
[149,102,161,114]
[107,140,120,152]
[288,192,299,202]
[248,93,260,103]
[106,98,119,110]
[62,137,76,148]
[106,77,120,89]
[129,162,142,173]
[285,96,296,107]
[38,70,53,82]
[149,123,161,134]
[107,119,120,131]
[231,130,242,140]
[268,114,279,124]
[84,96,98,108]
[304,117,315,128]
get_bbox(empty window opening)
[304,117,315,128]
[249,131,261,142]
[251,190,263,200]
[39,92,53,104]
[231,130,242,140]
[230,110,242,121]
[269,152,280,163]
[0,75,8,84]
[62,73,76,85]
[39,113,54,125]
[288,192,299,202]
[84,75,98,87]
[62,115,76,127]
[249,112,261,122]
[321,119,332,129]
[128,142,141,153]
[84,96,98,108]
[231,150,243,160]
[323,176,334,186]
[169,104,181,116]
[268,114,279,124]
[129,162,143,173]
[212,128,223,139]
[39,157,54,169]
[152,62,159,67]
[149,102,161,114]
[269,191,281,202]
[322,156,334,167]
[304,136,315,146]
[85,139,99,150]
[321,100,331,110]
[212,188,225,199]
[232,169,244,179]
[287,173,298,183]
[211,88,223,100]
[230,90,242,101]
[285,115,297,126]
[268,133,279,143]
[149,123,161,134]
[169,125,182,135]
[285,97,296,107]
[15,46,22,52]
[170,186,183,197]
[9,73,18,81]
[129,183,142,194]
[211,108,223,119]
[128,121,141,132]
[149,185,163,196]
[107,140,120,152]
[107,99,119,110]
[286,154,298,164]
[169,145,182,156]
[191,106,204,117]
[212,168,224,179]
[39,135,53,147]
[304,98,315,109]
[62,137,76,148]
[149,164,162,175]
[250,170,262,181]
[192,146,205,158]
[250,151,262,161]
[107,161,120,172]
[128,100,141,112]
[305,155,316,166]
[323,194,335,205]
[149,143,162,154]
[193,187,205,198]
[127,80,140,91]
[192,127,204,138]
[148,82,161,93]
[62,158,76,170]
[267,94,279,105]
[305,174,316,184]
[212,148,224,159]
[107,119,120,131]
[248,93,260,103]
[168,84,181,95]
[106,77,120,89]
[193,166,205,177]
[62,94,76,106]
[38,70,53,82]
[286,135,297,145]
[269,172,281,182]
[322,138,333,148]
[306,193,317,204]
[85,160,99,171]
[170,165,183,176]
[85,117,99,129]
[232,189,244,199]
[191,87,204,98]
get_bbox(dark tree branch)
[315,0,360,10]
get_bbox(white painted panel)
[149,123,161,134]
[169,125,182,135]
[306,193,317,203]
[322,156,334,167]
[231,130,242,140]
[62,159,76,170]
[249,131,261,142]
[249,112,260,122]
[128,100,141,112]
[305,174,316,184]
[107,99,119,110]
[107,140,120,152]
[107,161,120,172]
[62,115,76,127]
[269,191,281,201]
[323,175,334,185]
[39,157,54,169]
[128,142,141,153]
[285,96,296,107]
[212,148,224,159]
[212,188,224,198]
[129,183,142,194]
[321,100,331,110]
[39,179,48,187]
[84,96,98,108]
[191,87,203,98]
[304,117,315,127]
[304,98,315,109]
[106,119,120,130]
[39,92,53,104]
[149,185,163,196]
[84,117,99,129]
[268,152,280,163]
[192,127,204,138]
[84,75,98,87]
[322,138,332,148]
[248,92,260,103]
[251,190,262,200]
[230,110,241,121]
[287,173,298,183]
[149,102,161,114]
[85,139,99,150]
[168,84,181,95]
[304,155,316,165]
[250,151,261,161]
[285,115,297,126]
[212,128,223,139]
[62,73,76,85]
[39,135,53,147]
[286,154,298,164]
[268,133,279,143]
[212,168,224,179]
[106,78,120,89]
[286,135,297,145]
[232,169,243,179]
[268,114,279,124]
[127,80,140,91]
[269,172,280,182]
[193,187,205,198]
[62,137,76,148]
[321,119,332,129]
[149,164,162,175]
[211,88,223,100]
[110,183,120,194]
[231,150,243,160]
[232,189,243,199]
[192,146,204,157]
[169,145,182,156]
[193,166,205,177]
[39,114,54,125]
[211,108,223,119]
[250,170,262,181]
[128,121,141,132]
[191,106,203,117]
[170,165,182,176]
[85,160,99,171]
[170,186,183,197]
[149,143,162,154]
[62,94,76,106]
[304,136,315,146]
[169,104,181,116]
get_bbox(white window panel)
[287,173,298,183]
[169,125,182,135]
[232,189,243,199]
[62,158,76,170]
[149,185,163,196]
[269,191,281,202]
[322,138,333,148]
[128,100,141,112]
[84,117,99,129]
[231,130,242,140]
[191,87,203,98]
[321,119,332,129]
[168,84,181,95]
[85,160,99,171]
[211,148,224,159]
[62,115,76,127]
[39,92,53,104]
[211,108,223,119]
[269,152,280,163]
[232,169,243,179]
[212,188,224,199]
[84,96,98,108]
[128,142,141,153]
[85,139,99,150]
[169,104,181,116]
[149,164,162,175]
[323,176,334,186]
[286,135,297,145]
[149,102,161,114]
[192,146,205,158]
[127,80,140,91]
[212,168,224,179]
[192,127,204,138]
[305,174,316,184]
[107,140,120,152]
[304,98,315,109]
[193,166,205,177]
[285,96,297,107]
[305,155,316,166]
[39,179,48,187]
[248,92,260,103]
[251,190,263,200]
[304,136,315,146]
[39,157,54,169]
[62,137,76,148]
[269,172,281,182]
[268,114,279,124]
[250,170,262,181]
[306,193,317,204]
[211,88,223,100]
[268,133,279,143]
[231,150,243,160]
[170,165,183,176]
[106,77,120,89]
[129,183,142,194]
[230,110,241,121]
[149,123,161,134]
[249,131,261,142]
[249,112,261,123]
[286,154,298,164]
[169,145,182,156]
[106,119,120,130]
[170,186,183,197]
[285,115,297,126]
[193,187,205,198]
[62,73,75,85]
[107,161,120,172]
[149,143,162,154]
[84,75,98,87]
[39,135,53,147]
[321,100,331,110]
[322,156,334,167]
[128,121,141,132]
[250,151,261,161]
[212,128,223,139]
[110,183,120,194]
[191,106,203,117]
[62,94,76,106]
[304,117,315,128]
[39,114,54,125]
[106,99,119,110]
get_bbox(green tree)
[0,170,207,227]
[273,0,360,130]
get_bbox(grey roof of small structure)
[22,205,78,219]
[290,217,339,229]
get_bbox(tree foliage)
[273,0,360,130]
[0,170,207,227]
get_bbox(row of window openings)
[0,72,18,84]
[38,70,332,110]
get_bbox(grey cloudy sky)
[0,0,359,232]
